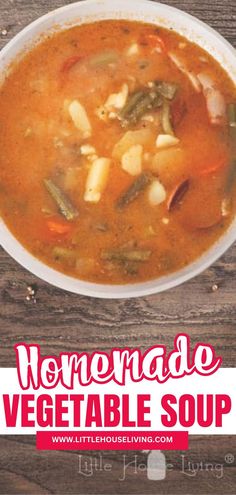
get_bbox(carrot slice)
[197,159,227,177]
[61,55,83,73]
[142,33,168,53]
[47,219,73,235]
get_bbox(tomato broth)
[0,20,235,284]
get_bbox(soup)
[0,20,235,284]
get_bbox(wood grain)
[0,0,236,493]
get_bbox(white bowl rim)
[0,0,236,299]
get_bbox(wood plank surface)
[0,0,236,493]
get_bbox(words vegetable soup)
[0,20,236,284]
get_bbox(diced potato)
[105,83,129,110]
[121,144,143,176]
[162,217,170,224]
[150,148,185,185]
[108,111,117,120]
[151,148,183,172]
[113,129,154,159]
[126,43,139,56]
[80,144,96,155]
[141,115,155,122]
[68,100,92,138]
[148,179,167,206]
[84,157,111,203]
[156,134,180,149]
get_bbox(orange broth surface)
[0,20,236,284]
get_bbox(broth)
[0,20,235,284]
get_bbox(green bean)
[44,179,78,221]
[120,89,162,127]
[101,249,151,262]
[119,81,177,127]
[154,81,178,100]
[120,90,146,122]
[122,93,154,127]
[116,172,152,210]
[52,246,76,265]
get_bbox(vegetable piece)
[89,50,118,67]
[120,88,162,127]
[197,73,226,125]
[52,246,76,265]
[121,144,143,176]
[47,219,73,235]
[101,249,151,262]
[80,144,96,156]
[169,52,201,92]
[167,179,189,211]
[156,134,180,149]
[227,103,236,141]
[161,100,174,135]
[61,55,83,73]
[68,100,92,138]
[105,84,129,111]
[148,179,166,206]
[126,43,139,56]
[116,172,151,209]
[221,197,231,217]
[84,157,111,203]
[142,33,167,53]
[112,129,154,159]
[119,90,144,119]
[151,148,185,185]
[154,81,178,100]
[198,158,226,177]
[44,179,79,221]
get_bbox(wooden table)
[0,0,236,493]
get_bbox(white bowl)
[0,0,236,298]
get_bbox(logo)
[146,451,166,480]
[77,451,232,482]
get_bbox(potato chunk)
[105,83,129,110]
[121,144,143,176]
[113,129,154,159]
[148,179,166,205]
[84,158,111,203]
[156,134,180,149]
[68,100,92,138]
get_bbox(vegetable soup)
[0,20,236,284]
